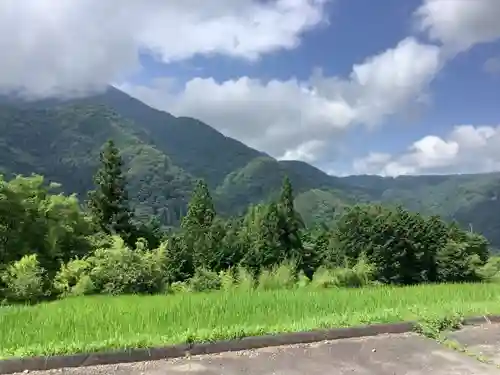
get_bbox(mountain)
[0,88,499,247]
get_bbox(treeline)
[0,141,498,304]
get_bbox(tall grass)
[1,283,500,359]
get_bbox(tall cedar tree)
[87,140,135,247]
[181,180,215,231]
[181,179,216,268]
[278,176,304,262]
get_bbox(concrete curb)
[1,315,498,374]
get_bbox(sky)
[1,0,499,177]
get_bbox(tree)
[87,140,135,246]
[335,204,446,285]
[181,180,215,231]
[181,179,217,269]
[0,175,92,276]
[239,203,283,275]
[277,176,304,263]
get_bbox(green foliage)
[1,89,500,249]
[0,175,92,274]
[239,203,283,274]
[87,236,167,295]
[436,240,483,282]
[234,266,255,291]
[415,314,463,339]
[477,256,500,282]
[53,258,94,297]
[335,204,448,284]
[218,269,238,291]
[257,263,297,291]
[0,134,496,306]
[181,179,219,270]
[87,140,135,246]
[310,256,375,289]
[167,281,190,294]
[277,176,304,265]
[189,269,222,292]
[1,254,47,303]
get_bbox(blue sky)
[124,0,500,176]
[2,0,500,175]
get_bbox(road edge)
[1,315,499,374]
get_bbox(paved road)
[9,324,500,375]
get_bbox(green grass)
[2,283,500,359]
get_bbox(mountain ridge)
[1,87,499,246]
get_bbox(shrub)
[219,269,237,291]
[140,241,171,293]
[436,240,483,282]
[310,267,337,289]
[71,275,95,296]
[296,270,310,288]
[88,236,168,295]
[53,258,94,297]
[189,269,221,292]
[477,256,500,282]
[257,263,296,291]
[1,254,46,303]
[167,281,191,294]
[333,254,375,287]
[311,256,375,289]
[234,266,255,291]
[88,236,144,294]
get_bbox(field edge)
[1,315,499,374]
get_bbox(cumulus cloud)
[353,125,500,176]
[483,57,500,76]
[0,0,328,98]
[123,0,500,163]
[2,0,500,170]
[415,0,500,54]
[121,37,441,161]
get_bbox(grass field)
[2,283,500,359]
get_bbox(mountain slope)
[0,103,194,225]
[1,88,499,247]
[5,88,265,188]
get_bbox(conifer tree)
[181,179,216,268]
[277,176,304,262]
[181,180,215,231]
[87,140,135,246]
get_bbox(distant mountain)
[1,88,499,247]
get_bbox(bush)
[1,254,47,303]
[333,254,374,287]
[53,258,94,297]
[436,240,483,282]
[140,241,171,293]
[311,256,374,289]
[234,266,255,291]
[219,269,238,291]
[310,267,337,289]
[88,236,168,295]
[167,281,190,294]
[478,256,500,282]
[189,269,221,292]
[257,263,296,290]
[296,270,310,288]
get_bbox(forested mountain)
[1,88,499,247]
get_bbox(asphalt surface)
[9,324,500,375]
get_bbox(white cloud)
[353,125,500,176]
[121,37,441,161]
[415,0,500,54]
[0,0,328,98]
[483,57,500,76]
[3,0,500,170]
[280,140,328,163]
